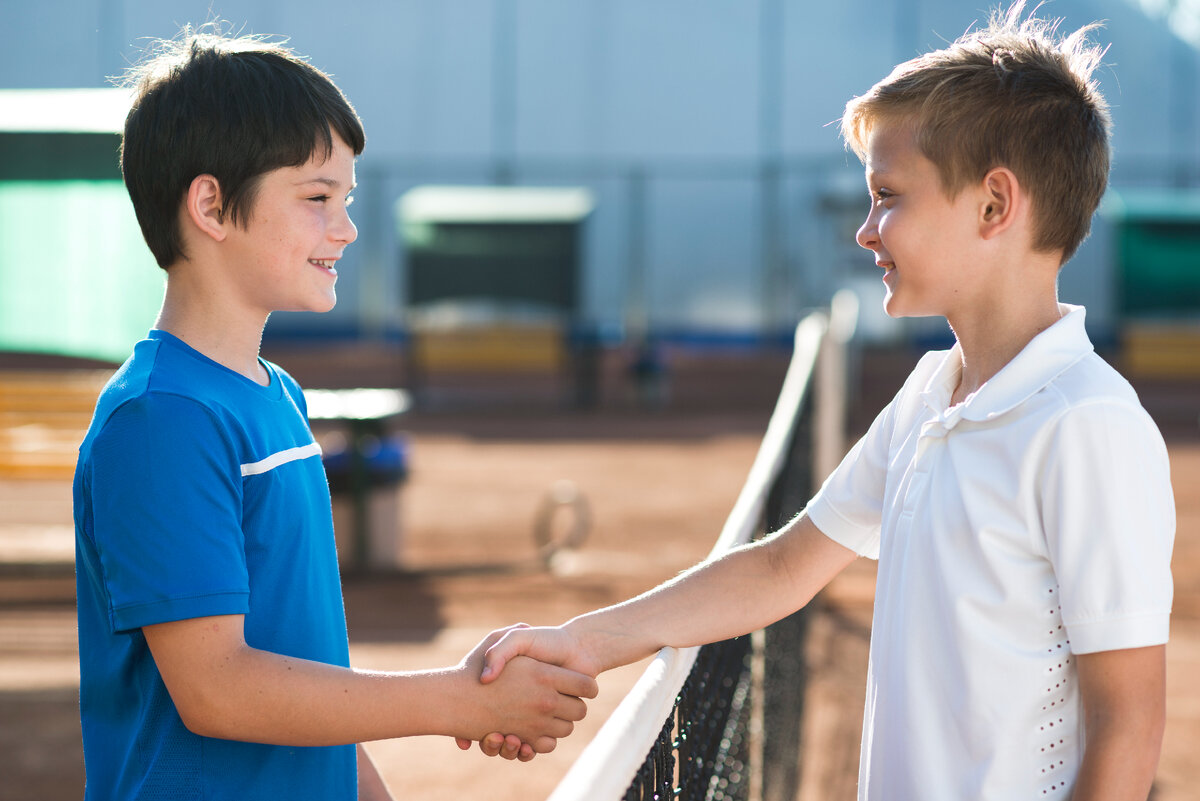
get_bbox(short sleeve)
[87,393,251,633]
[1039,400,1175,654]
[805,397,897,560]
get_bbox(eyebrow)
[864,166,894,185]
[295,177,356,191]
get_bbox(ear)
[183,174,228,243]
[978,167,1020,240]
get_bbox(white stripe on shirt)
[240,443,323,477]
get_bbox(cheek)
[876,212,899,245]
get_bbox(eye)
[307,194,330,203]
[872,188,895,203]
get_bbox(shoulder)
[1043,353,1161,441]
[262,360,309,415]
[1046,351,1141,407]
[910,348,952,385]
[84,339,237,456]
[264,359,305,398]
[885,347,954,418]
[1033,354,1169,470]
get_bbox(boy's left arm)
[1071,644,1166,801]
[357,744,395,801]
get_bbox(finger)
[531,735,558,755]
[543,717,574,740]
[479,732,505,757]
[499,734,522,760]
[455,737,472,751]
[550,667,600,700]
[518,742,536,762]
[479,622,531,653]
[555,693,589,723]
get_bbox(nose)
[856,208,878,251]
[332,204,358,246]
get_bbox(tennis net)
[548,292,858,801]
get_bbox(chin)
[882,295,904,319]
[310,292,338,314]
[883,293,937,320]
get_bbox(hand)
[454,627,599,754]
[480,624,602,685]
[452,625,537,761]
[454,732,536,762]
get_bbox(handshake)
[450,622,605,762]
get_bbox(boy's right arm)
[481,512,856,681]
[142,617,597,752]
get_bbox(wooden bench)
[1122,321,1200,378]
[0,370,111,480]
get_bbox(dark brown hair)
[120,27,366,268]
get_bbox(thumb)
[479,646,507,684]
[480,633,524,684]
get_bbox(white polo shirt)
[807,304,1175,801]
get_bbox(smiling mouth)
[310,259,338,275]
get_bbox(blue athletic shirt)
[73,330,355,800]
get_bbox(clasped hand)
[454,623,598,761]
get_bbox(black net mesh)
[622,385,817,801]
[624,635,754,801]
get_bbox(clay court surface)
[1,345,1197,800]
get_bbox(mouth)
[310,258,338,276]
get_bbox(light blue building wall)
[4,0,1197,347]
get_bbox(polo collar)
[920,304,1094,427]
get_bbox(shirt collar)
[920,304,1094,426]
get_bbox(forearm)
[175,646,472,746]
[1070,718,1162,800]
[147,616,594,751]
[358,744,395,801]
[567,514,854,672]
[1070,645,1166,801]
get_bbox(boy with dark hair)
[74,29,596,800]
[475,5,1175,799]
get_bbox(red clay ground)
[0,345,1196,801]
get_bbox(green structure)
[396,185,598,405]
[1103,188,1200,318]
[398,185,593,317]
[0,89,162,364]
[1101,188,1200,378]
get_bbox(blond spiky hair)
[841,1,1111,263]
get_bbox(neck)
[155,271,271,385]
[947,296,1063,406]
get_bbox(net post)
[759,369,816,801]
[759,290,857,801]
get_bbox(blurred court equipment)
[309,387,592,576]
[397,186,600,408]
[548,292,857,801]
[306,388,411,571]
[533,479,590,565]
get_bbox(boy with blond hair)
[475,5,1175,798]
[73,29,596,800]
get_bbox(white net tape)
[548,306,840,801]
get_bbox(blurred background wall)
[1,0,1198,364]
